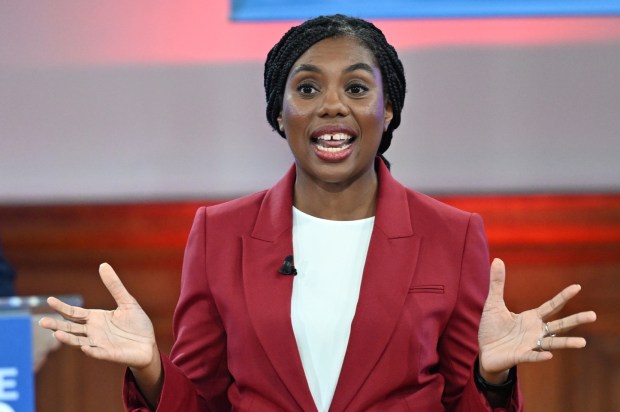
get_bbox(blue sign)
[0,313,34,412]
[231,0,620,21]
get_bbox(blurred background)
[0,1,618,410]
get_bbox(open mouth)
[311,133,356,152]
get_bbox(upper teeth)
[317,133,351,141]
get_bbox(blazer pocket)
[408,284,445,294]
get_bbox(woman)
[40,15,596,411]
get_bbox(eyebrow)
[291,63,321,75]
[291,62,376,76]
[344,62,375,75]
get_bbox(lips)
[310,127,357,161]
[314,133,354,150]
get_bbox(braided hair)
[264,14,407,157]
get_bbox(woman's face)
[278,36,393,188]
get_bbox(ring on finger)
[536,338,546,352]
[544,322,556,337]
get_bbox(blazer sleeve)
[123,207,232,411]
[439,213,523,412]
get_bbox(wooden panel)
[0,202,213,412]
[444,194,620,412]
[0,194,618,411]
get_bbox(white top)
[291,207,374,412]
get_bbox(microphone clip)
[278,255,297,276]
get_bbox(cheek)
[281,94,308,123]
[359,100,388,128]
[361,92,386,114]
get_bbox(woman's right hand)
[39,263,158,371]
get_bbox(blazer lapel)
[330,161,420,411]
[242,165,317,411]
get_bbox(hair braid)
[264,14,407,157]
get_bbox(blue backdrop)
[231,0,620,21]
[0,313,34,412]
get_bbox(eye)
[297,82,319,96]
[346,83,369,96]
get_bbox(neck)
[293,168,378,221]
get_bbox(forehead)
[290,36,378,71]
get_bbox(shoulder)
[201,164,295,223]
[406,188,473,222]
[191,190,269,234]
[398,184,484,243]
[376,158,474,227]
[206,190,268,218]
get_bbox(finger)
[38,316,59,331]
[99,263,138,306]
[547,311,597,335]
[52,330,96,348]
[46,296,89,322]
[38,316,88,336]
[536,284,582,319]
[61,320,89,336]
[517,337,585,365]
[539,336,587,351]
[519,348,554,364]
[486,258,506,304]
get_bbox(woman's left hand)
[477,258,597,383]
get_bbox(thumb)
[487,258,506,304]
[99,263,138,307]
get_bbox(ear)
[277,114,284,132]
[384,101,393,132]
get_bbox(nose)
[317,87,349,117]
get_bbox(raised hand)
[477,258,597,382]
[38,263,158,370]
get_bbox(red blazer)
[124,161,522,411]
